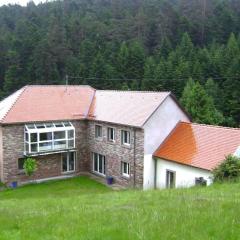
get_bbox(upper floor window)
[121,130,130,146]
[107,127,115,142]
[95,125,102,139]
[24,122,75,155]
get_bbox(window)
[62,152,76,173]
[121,162,130,177]
[166,170,176,188]
[24,122,75,154]
[92,153,106,176]
[18,158,25,170]
[121,130,130,145]
[107,127,115,142]
[95,125,102,139]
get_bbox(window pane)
[25,133,29,142]
[94,153,98,172]
[36,124,45,129]
[31,143,37,152]
[54,131,65,140]
[54,140,67,150]
[25,142,29,152]
[99,155,103,173]
[40,132,52,141]
[62,153,68,172]
[18,158,25,170]
[39,142,52,152]
[63,122,71,127]
[31,133,37,143]
[69,152,75,171]
[68,130,74,139]
[95,125,102,138]
[45,123,54,128]
[68,139,74,148]
[27,124,35,129]
[55,123,64,127]
[103,156,106,175]
[108,128,115,141]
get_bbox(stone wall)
[1,120,144,188]
[1,120,88,184]
[87,121,144,188]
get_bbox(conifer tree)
[181,78,224,125]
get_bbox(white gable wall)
[156,158,213,188]
[143,96,190,190]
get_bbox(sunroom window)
[24,122,75,155]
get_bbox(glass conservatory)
[24,122,75,155]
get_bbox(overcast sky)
[0,0,49,6]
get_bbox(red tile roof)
[153,122,240,171]
[1,85,95,124]
[0,86,174,126]
[88,90,170,127]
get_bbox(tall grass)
[0,177,239,240]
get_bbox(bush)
[213,155,240,182]
[23,158,37,176]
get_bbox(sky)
[0,0,48,6]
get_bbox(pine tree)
[181,78,224,125]
[128,41,145,89]
[142,57,158,90]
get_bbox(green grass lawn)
[0,176,240,240]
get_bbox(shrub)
[213,154,240,182]
[23,158,37,176]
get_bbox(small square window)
[121,162,130,177]
[95,125,102,138]
[121,130,130,145]
[18,158,25,170]
[107,127,115,142]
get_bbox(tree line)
[0,0,239,126]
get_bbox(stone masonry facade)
[0,120,144,188]
[87,121,144,188]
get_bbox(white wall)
[143,154,155,189]
[143,96,190,155]
[156,158,212,188]
[143,96,190,190]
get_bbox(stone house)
[0,85,239,189]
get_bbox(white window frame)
[24,122,75,154]
[92,153,106,176]
[107,127,115,142]
[121,161,130,178]
[121,130,131,146]
[95,125,103,139]
[62,152,76,173]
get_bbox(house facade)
[0,85,239,189]
[0,85,190,188]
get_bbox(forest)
[0,0,239,126]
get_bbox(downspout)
[133,128,136,188]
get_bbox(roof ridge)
[25,84,94,89]
[1,86,27,123]
[97,90,171,94]
[180,121,240,131]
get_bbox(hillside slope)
[0,176,239,239]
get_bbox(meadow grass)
[0,176,239,240]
